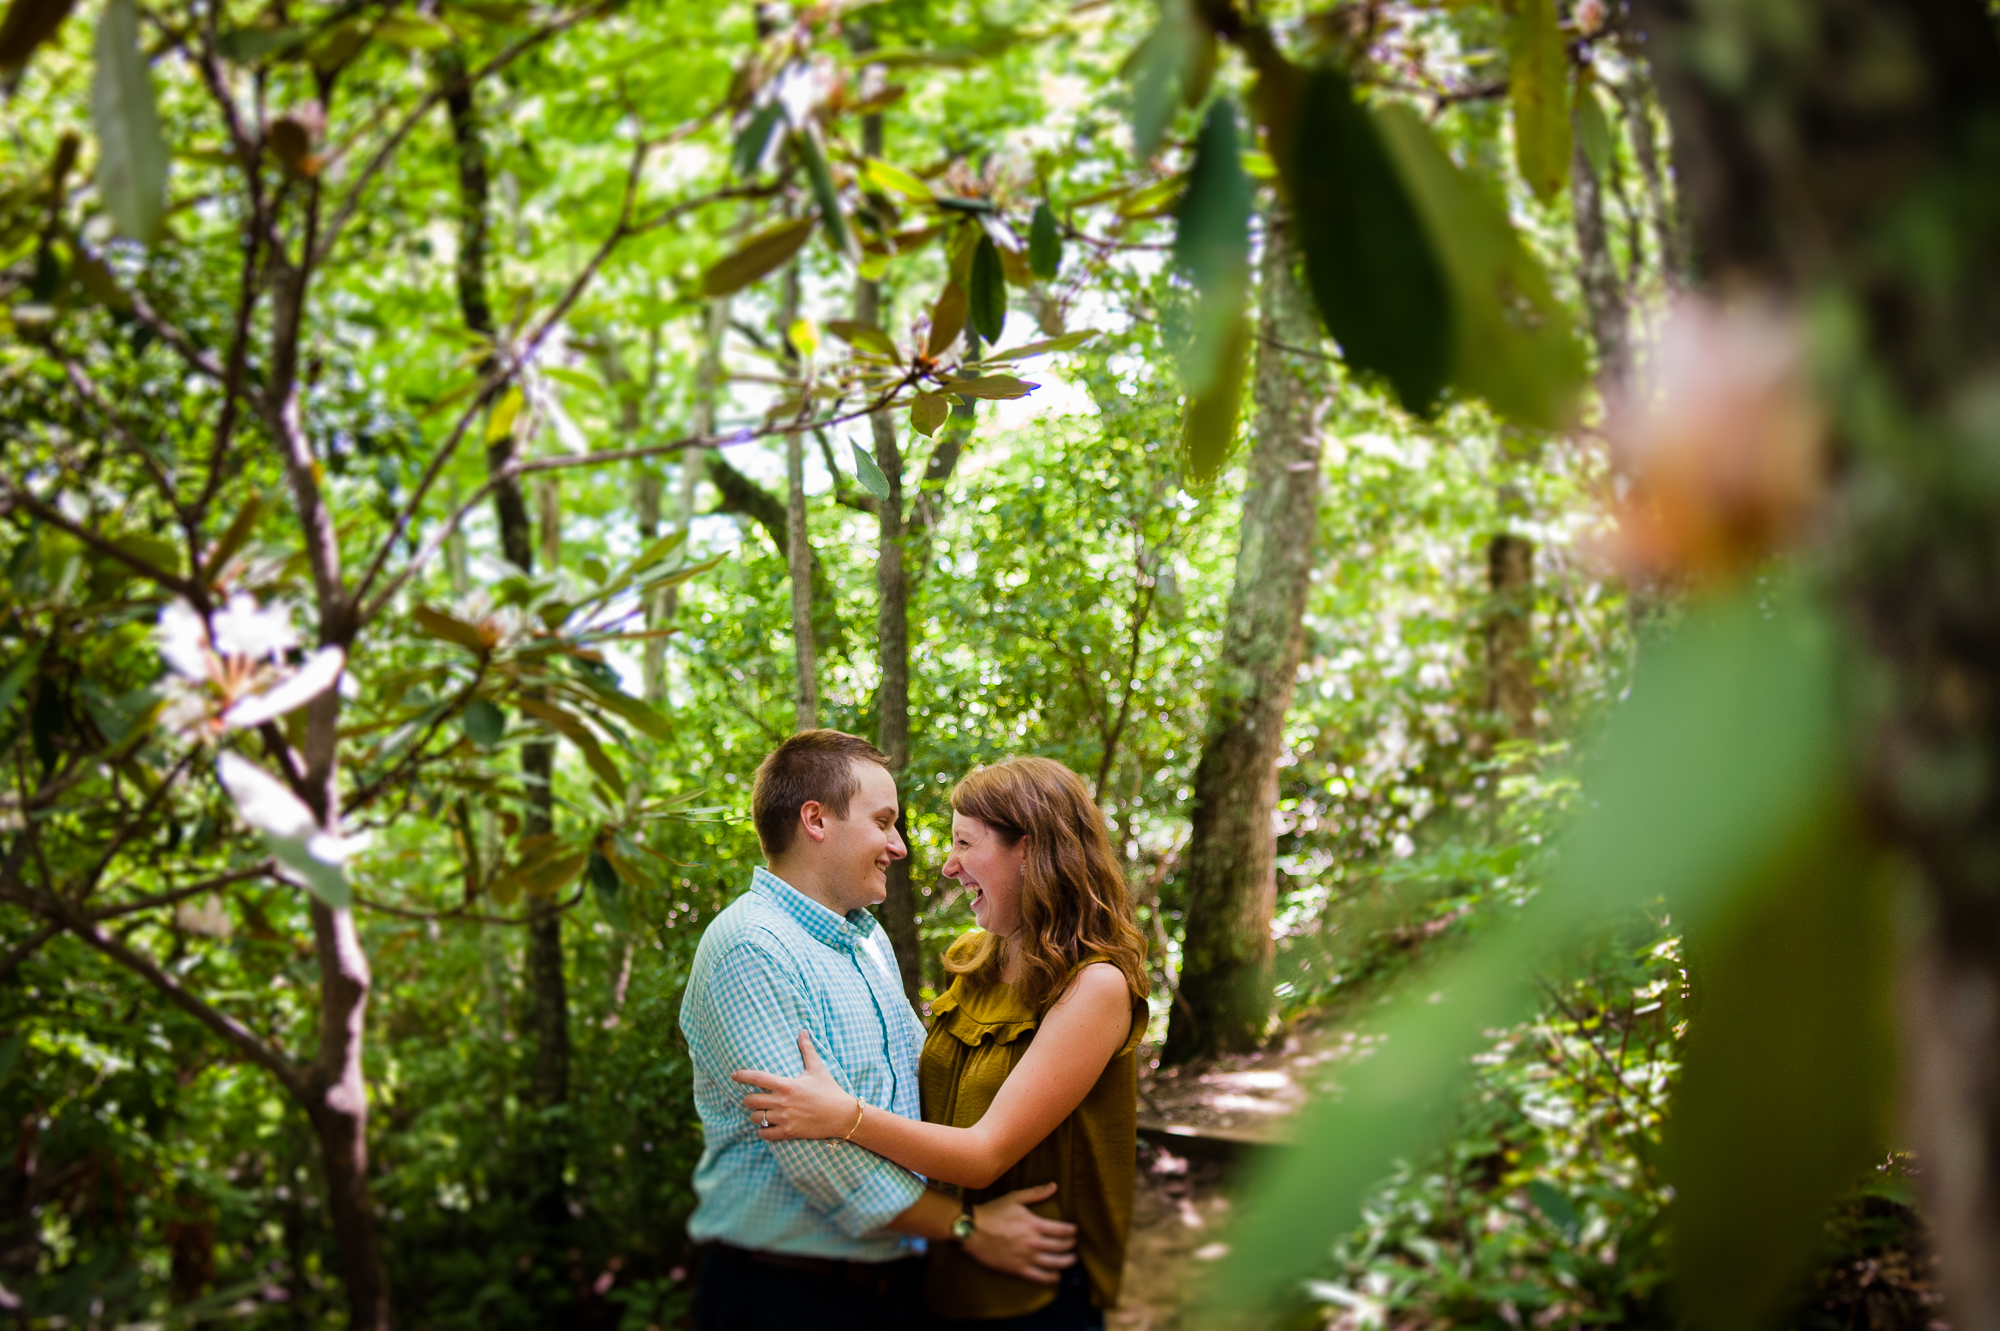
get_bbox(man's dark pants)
[692,1243,925,1331]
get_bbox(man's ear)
[797,800,829,845]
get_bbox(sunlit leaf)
[1211,580,1843,1312]
[372,14,454,49]
[1178,314,1249,486]
[927,282,968,358]
[1509,0,1571,203]
[413,606,492,655]
[851,443,892,500]
[1376,105,1587,431]
[700,216,817,298]
[861,157,931,201]
[946,375,1035,401]
[978,330,1099,362]
[1129,2,1195,158]
[1173,97,1253,397]
[540,365,601,395]
[825,320,899,358]
[1575,74,1615,182]
[911,392,950,437]
[1287,67,1451,416]
[92,0,167,245]
[484,387,523,445]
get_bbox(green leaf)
[0,0,78,71]
[969,235,1007,344]
[732,101,783,179]
[1525,1180,1579,1240]
[824,320,899,358]
[0,1031,25,1087]
[860,157,931,201]
[461,698,505,750]
[588,850,631,932]
[978,330,1099,363]
[1509,0,1571,204]
[1028,202,1061,281]
[1669,821,1895,1331]
[212,24,307,62]
[850,443,892,500]
[92,0,167,245]
[792,127,856,262]
[484,387,523,445]
[926,282,969,358]
[1376,105,1588,431]
[628,530,687,575]
[946,375,1036,401]
[1286,67,1451,416]
[1575,76,1615,183]
[372,13,453,49]
[1173,97,1253,397]
[540,365,601,395]
[700,216,817,298]
[517,697,624,794]
[1129,4,1194,159]
[572,674,672,742]
[910,392,950,437]
[1178,315,1249,486]
[413,606,492,654]
[1210,581,1843,1313]
[0,645,44,719]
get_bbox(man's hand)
[962,1182,1077,1284]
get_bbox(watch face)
[951,1213,976,1241]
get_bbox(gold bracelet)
[842,1097,865,1140]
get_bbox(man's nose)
[887,825,908,860]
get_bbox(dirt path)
[1111,1031,1360,1328]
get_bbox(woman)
[732,756,1151,1329]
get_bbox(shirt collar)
[753,866,880,953]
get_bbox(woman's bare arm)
[732,962,1134,1189]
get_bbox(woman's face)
[943,814,1028,938]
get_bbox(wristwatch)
[950,1209,977,1242]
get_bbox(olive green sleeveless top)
[919,935,1145,1319]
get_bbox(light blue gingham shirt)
[680,867,929,1259]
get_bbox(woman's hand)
[731,1030,860,1141]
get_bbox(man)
[681,729,1077,1331]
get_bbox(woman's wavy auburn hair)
[942,756,1150,1014]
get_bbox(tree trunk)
[1164,209,1327,1064]
[1615,75,1687,288]
[780,264,818,731]
[444,56,568,1237]
[304,899,389,1330]
[1629,0,2000,1324]
[1484,533,1536,741]
[847,60,924,1002]
[1570,122,1631,387]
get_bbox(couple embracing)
[680,729,1151,1331]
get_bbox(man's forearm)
[885,1188,962,1241]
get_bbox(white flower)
[224,646,345,730]
[156,599,213,681]
[211,592,300,661]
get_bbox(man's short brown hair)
[751,729,892,858]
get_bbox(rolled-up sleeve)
[701,942,925,1235]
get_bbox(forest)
[1,0,1995,1326]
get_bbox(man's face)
[811,761,906,915]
